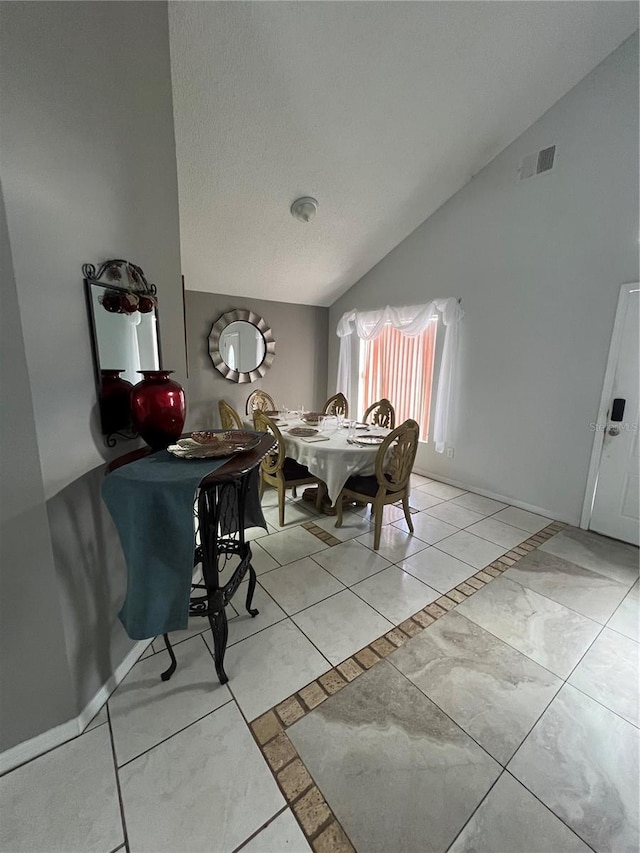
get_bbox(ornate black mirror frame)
[84,258,163,445]
[208,308,275,384]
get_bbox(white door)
[588,286,639,545]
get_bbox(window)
[359,321,437,441]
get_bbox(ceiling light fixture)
[290,197,318,223]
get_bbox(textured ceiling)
[169,2,637,307]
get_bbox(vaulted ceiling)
[169,2,637,307]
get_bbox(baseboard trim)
[0,639,152,777]
[411,468,577,526]
[76,639,153,731]
[0,718,81,777]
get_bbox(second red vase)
[100,369,133,435]
[130,370,186,450]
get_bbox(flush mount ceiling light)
[290,197,318,223]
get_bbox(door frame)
[580,282,639,530]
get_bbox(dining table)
[245,412,390,506]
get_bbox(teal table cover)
[102,449,266,640]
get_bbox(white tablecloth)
[284,420,388,503]
[243,415,389,503]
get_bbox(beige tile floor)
[1,477,637,853]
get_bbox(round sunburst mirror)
[208,308,275,383]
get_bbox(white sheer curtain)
[336,298,463,453]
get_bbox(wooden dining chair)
[323,392,349,418]
[218,399,243,430]
[253,411,322,525]
[335,419,419,550]
[363,398,396,430]
[246,389,276,415]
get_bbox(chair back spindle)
[377,419,418,491]
[253,411,285,475]
[323,392,349,418]
[218,400,243,430]
[363,398,396,430]
[246,389,275,415]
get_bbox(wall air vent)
[519,145,556,180]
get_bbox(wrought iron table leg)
[245,564,259,617]
[160,633,177,681]
[209,609,229,684]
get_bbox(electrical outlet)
[446,447,455,459]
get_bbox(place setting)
[275,407,331,442]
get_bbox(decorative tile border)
[301,520,342,547]
[251,706,355,852]
[249,520,565,852]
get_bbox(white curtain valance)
[336,298,463,453]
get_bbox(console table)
[103,433,275,684]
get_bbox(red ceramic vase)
[100,370,133,435]
[130,371,186,450]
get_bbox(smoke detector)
[291,197,318,223]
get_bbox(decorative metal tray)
[192,430,257,445]
[168,431,261,459]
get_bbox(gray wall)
[0,2,185,749]
[0,184,77,752]
[1,1,186,498]
[186,291,329,427]
[329,35,639,524]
